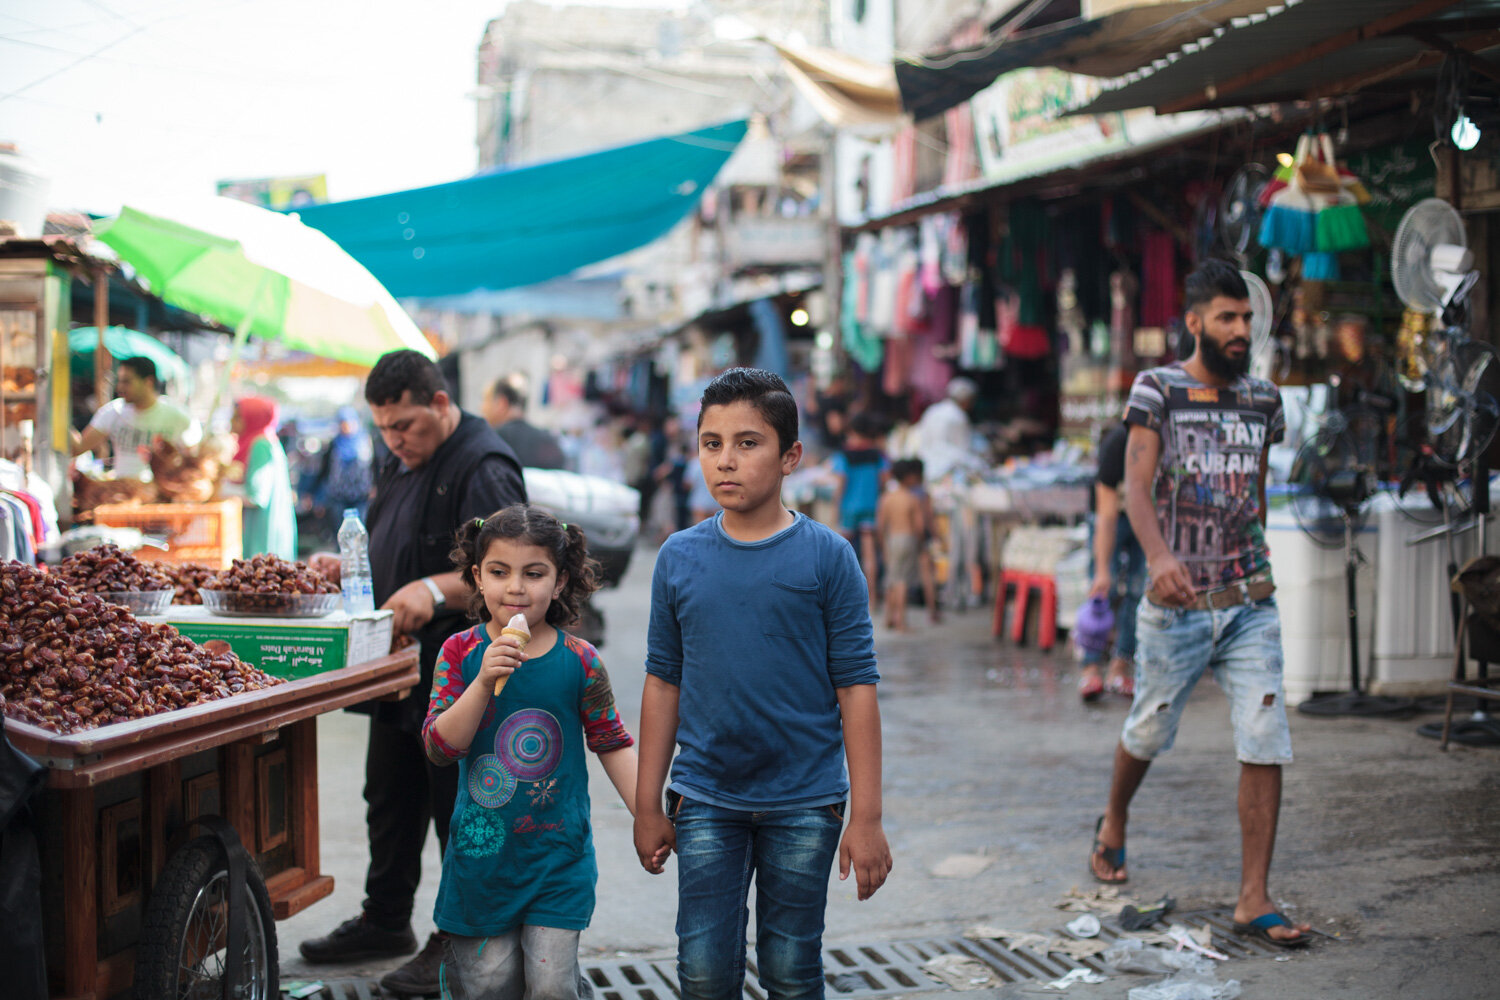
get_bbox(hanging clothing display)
[841,250,885,373]
[1139,231,1178,329]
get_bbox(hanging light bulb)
[1453,111,1482,151]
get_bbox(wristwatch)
[421,576,446,608]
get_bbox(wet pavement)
[279,543,1500,999]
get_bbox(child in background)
[635,367,892,1000]
[876,459,926,632]
[424,505,639,998]
[830,411,890,615]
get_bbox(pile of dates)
[203,553,339,613]
[166,563,217,605]
[53,543,172,593]
[0,562,281,735]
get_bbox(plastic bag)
[1127,969,1241,1000]
[1102,939,1213,976]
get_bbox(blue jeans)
[1084,513,1148,663]
[671,794,845,1000]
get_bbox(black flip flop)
[1232,912,1310,949]
[1089,815,1127,884]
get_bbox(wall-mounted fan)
[1289,423,1419,718]
[1219,163,1269,263]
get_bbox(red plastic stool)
[993,569,1058,650]
[992,568,1025,637]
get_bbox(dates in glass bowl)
[54,543,172,593]
[200,553,341,617]
[1,561,282,735]
[165,563,217,605]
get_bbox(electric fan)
[1289,423,1419,717]
[1391,198,1474,321]
[1219,163,1269,262]
[1426,338,1500,469]
[1241,270,1276,379]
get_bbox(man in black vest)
[301,350,526,994]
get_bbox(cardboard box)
[143,606,394,679]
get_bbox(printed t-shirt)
[423,625,633,936]
[1124,363,1285,590]
[87,397,201,477]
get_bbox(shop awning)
[1070,0,1500,116]
[68,326,189,383]
[291,120,748,300]
[893,0,1280,121]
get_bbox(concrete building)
[428,1,837,433]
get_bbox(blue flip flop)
[1089,815,1127,884]
[1232,912,1310,949]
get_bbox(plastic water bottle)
[338,508,375,615]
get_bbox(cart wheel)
[135,835,279,1000]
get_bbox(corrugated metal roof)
[1072,0,1500,115]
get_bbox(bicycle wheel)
[135,835,279,1000]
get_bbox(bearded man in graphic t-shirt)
[1086,260,1311,950]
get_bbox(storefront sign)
[970,67,1218,186]
[216,173,329,210]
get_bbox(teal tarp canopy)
[68,326,190,384]
[292,120,748,299]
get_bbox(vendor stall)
[2,551,413,999]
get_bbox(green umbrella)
[94,197,435,371]
[69,326,190,384]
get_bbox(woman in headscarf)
[229,396,297,560]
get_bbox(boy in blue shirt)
[635,368,892,1000]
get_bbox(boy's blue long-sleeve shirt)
[646,511,879,810]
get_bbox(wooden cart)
[7,648,419,1000]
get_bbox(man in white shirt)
[913,376,978,482]
[74,356,201,478]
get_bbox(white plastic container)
[1265,506,1376,706]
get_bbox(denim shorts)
[1121,596,1293,765]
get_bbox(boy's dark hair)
[892,458,923,482]
[450,503,600,628]
[1183,259,1249,313]
[119,355,159,388]
[366,350,448,407]
[697,367,798,454]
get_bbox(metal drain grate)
[286,909,1301,1000]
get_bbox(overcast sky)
[2,0,686,216]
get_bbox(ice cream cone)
[495,613,530,695]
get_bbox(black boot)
[299,913,417,963]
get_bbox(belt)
[1149,571,1275,611]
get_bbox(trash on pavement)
[1059,885,1143,915]
[1102,938,1214,976]
[1044,968,1109,990]
[922,953,996,990]
[1126,967,1242,1000]
[964,924,1110,961]
[1119,897,1175,930]
[1167,924,1229,961]
[1066,913,1103,938]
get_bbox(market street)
[278,541,1500,1000]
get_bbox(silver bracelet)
[421,576,446,607]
